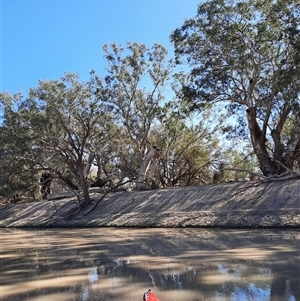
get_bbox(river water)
[1,228,299,301]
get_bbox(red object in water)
[143,289,160,301]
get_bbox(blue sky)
[1,0,201,95]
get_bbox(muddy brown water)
[1,228,299,301]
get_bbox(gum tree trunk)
[137,146,159,190]
[246,107,283,176]
[79,168,91,208]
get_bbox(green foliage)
[151,105,222,186]
[218,149,259,182]
[1,37,270,201]
[171,0,300,175]
[0,74,117,205]
[102,42,174,146]
[98,42,176,182]
[0,93,42,200]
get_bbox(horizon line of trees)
[1,0,299,207]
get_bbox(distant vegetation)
[1,0,299,207]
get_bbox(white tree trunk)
[148,152,158,181]
[79,168,91,207]
[83,153,95,179]
[137,146,159,190]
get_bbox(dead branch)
[270,157,300,176]
[220,167,265,179]
[220,166,300,183]
[85,177,137,214]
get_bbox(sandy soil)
[1,178,299,228]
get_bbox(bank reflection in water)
[1,228,299,301]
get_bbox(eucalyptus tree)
[29,73,117,206]
[1,73,114,206]
[171,0,300,176]
[99,42,174,189]
[0,93,42,200]
[151,103,222,187]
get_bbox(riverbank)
[1,178,299,228]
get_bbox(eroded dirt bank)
[1,178,299,228]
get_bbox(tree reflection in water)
[1,228,299,301]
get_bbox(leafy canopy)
[171,0,300,173]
